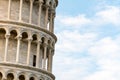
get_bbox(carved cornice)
[0,63,55,80]
[0,20,57,43]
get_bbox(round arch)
[21,32,28,39]
[0,28,6,39]
[5,69,16,79]
[9,28,19,35]
[30,77,35,80]
[29,73,38,80]
[19,75,25,80]
[17,71,26,79]
[10,30,18,39]
[32,34,38,41]
[7,73,14,80]
[0,72,3,80]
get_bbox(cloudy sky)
[53,0,120,80]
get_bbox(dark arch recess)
[32,34,37,41]
[22,32,28,40]
[10,30,17,39]
[7,73,14,80]
[0,72,3,80]
[19,75,25,80]
[30,77,35,80]
[0,28,6,39]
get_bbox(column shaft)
[4,34,10,62]
[39,52,42,68]
[36,41,41,68]
[50,51,53,72]
[38,3,42,26]
[49,13,53,32]
[51,15,55,33]
[47,49,52,72]
[27,39,32,65]
[43,45,47,69]
[45,7,49,29]
[8,0,11,20]
[19,0,23,21]
[29,0,34,23]
[16,36,21,63]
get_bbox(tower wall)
[0,0,58,80]
[0,0,8,19]
[0,0,46,26]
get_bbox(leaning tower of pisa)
[0,0,58,80]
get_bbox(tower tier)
[0,0,58,80]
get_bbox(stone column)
[2,77,7,80]
[16,35,22,63]
[4,34,10,62]
[49,11,53,32]
[45,6,49,29]
[36,40,41,68]
[27,38,32,65]
[39,48,43,68]
[38,0,43,26]
[14,76,19,80]
[43,43,47,69]
[19,0,23,21]
[47,49,53,72]
[51,14,55,33]
[25,76,29,80]
[8,0,11,20]
[29,0,34,23]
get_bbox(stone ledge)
[0,62,55,80]
[0,20,57,42]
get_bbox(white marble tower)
[0,0,58,80]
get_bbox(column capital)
[50,48,54,56]
[49,8,55,13]
[37,39,42,43]
[5,34,10,38]
[38,0,43,4]
[43,38,48,46]
[48,48,52,53]
[16,35,22,40]
[30,0,34,2]
[49,11,56,19]
[52,13,56,18]
[45,4,50,9]
[27,37,33,41]
[2,77,7,80]
[47,44,54,50]
[43,43,48,47]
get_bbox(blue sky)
[53,0,120,80]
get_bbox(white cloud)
[84,36,120,80]
[54,31,120,80]
[83,70,120,80]
[54,30,98,80]
[94,6,120,26]
[56,14,92,27]
[56,30,97,53]
[54,4,120,80]
[55,6,120,30]
[53,53,94,80]
[88,37,120,59]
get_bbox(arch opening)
[10,30,17,39]
[30,77,35,80]
[19,75,25,80]
[0,72,3,80]
[22,32,28,40]
[0,28,6,39]
[7,73,14,80]
[41,37,45,44]
[32,34,37,41]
